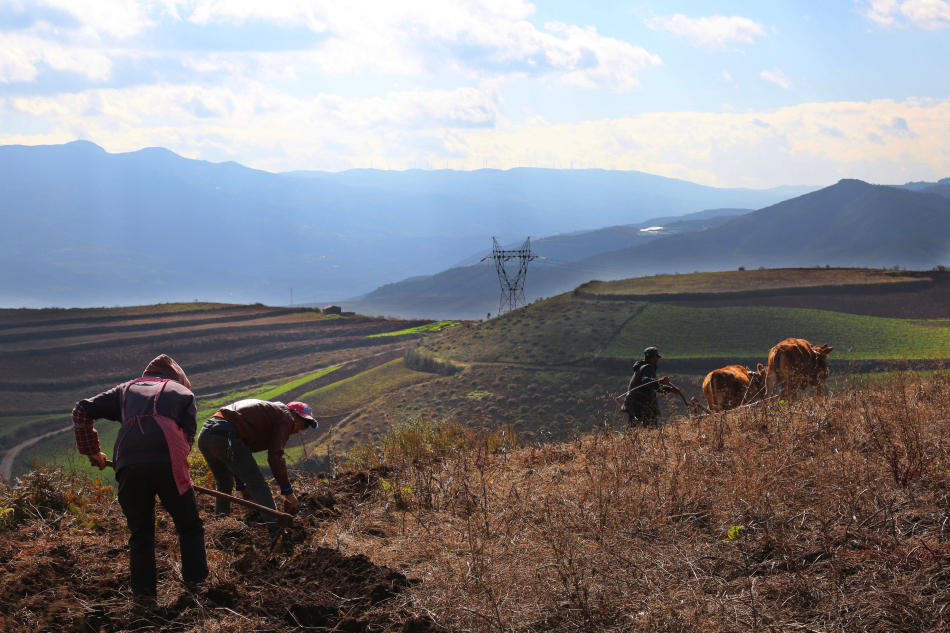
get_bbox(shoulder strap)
[121,377,170,425]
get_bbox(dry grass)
[323,371,950,631]
[6,371,950,631]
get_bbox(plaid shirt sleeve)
[72,403,101,456]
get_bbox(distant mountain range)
[338,180,950,320]
[0,141,821,308]
[892,177,950,193]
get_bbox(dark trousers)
[197,427,281,535]
[627,400,661,428]
[116,462,208,596]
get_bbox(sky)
[0,0,949,188]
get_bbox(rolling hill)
[578,179,950,275]
[336,180,950,320]
[10,268,950,481]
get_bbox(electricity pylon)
[483,237,537,315]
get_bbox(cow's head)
[744,363,767,401]
[813,344,834,380]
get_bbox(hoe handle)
[104,460,294,528]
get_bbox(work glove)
[659,376,671,385]
[88,452,108,470]
[283,493,300,515]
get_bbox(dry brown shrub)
[326,371,950,632]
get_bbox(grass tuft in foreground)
[342,416,515,472]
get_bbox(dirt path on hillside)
[0,424,71,482]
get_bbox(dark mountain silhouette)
[0,141,815,308]
[920,183,950,199]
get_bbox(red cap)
[287,401,317,429]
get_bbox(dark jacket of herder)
[79,380,197,473]
[213,399,298,488]
[623,360,670,412]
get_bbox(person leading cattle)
[197,399,316,537]
[73,354,207,600]
[623,347,681,427]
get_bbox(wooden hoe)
[104,460,294,528]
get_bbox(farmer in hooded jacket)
[73,354,207,599]
[622,347,681,427]
[197,399,317,536]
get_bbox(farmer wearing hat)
[73,354,208,599]
[622,347,681,427]
[197,399,317,535]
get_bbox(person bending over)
[74,354,207,599]
[197,399,316,535]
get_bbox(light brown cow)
[765,338,834,396]
[701,364,767,412]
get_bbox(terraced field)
[577,268,925,298]
[11,269,950,484]
[604,304,950,360]
[300,359,436,418]
[0,303,435,481]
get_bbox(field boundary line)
[1,423,72,482]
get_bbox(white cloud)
[761,67,791,89]
[0,0,661,91]
[0,33,113,83]
[31,0,157,39]
[645,14,766,50]
[5,87,950,188]
[860,0,950,30]
[172,0,661,90]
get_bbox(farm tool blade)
[103,460,294,528]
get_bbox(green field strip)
[297,359,437,418]
[255,366,339,401]
[367,321,458,338]
[604,304,950,360]
[0,414,69,438]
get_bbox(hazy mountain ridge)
[0,141,817,308]
[893,177,950,192]
[579,179,950,273]
[342,180,950,319]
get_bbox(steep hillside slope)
[579,179,950,273]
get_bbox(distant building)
[322,305,342,315]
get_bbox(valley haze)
[1,141,821,311]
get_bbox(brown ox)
[700,364,767,412]
[765,338,834,396]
